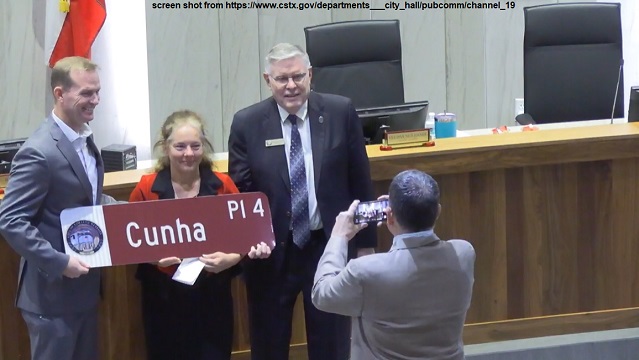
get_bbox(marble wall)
[2,0,638,160]
[0,0,151,159]
[0,0,48,140]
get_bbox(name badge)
[265,138,285,147]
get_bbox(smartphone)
[354,199,389,224]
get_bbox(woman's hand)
[154,257,181,267]
[199,252,242,273]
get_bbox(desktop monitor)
[629,86,639,122]
[357,101,429,144]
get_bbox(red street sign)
[60,192,275,267]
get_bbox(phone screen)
[354,199,389,224]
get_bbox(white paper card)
[171,257,205,285]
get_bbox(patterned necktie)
[288,114,310,248]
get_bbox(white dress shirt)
[278,103,322,230]
[52,111,98,204]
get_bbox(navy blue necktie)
[288,115,310,248]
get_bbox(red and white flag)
[45,0,107,68]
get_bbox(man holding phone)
[312,170,475,360]
[354,199,389,224]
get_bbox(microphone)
[610,59,624,124]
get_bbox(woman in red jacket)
[129,110,269,360]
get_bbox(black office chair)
[523,3,624,124]
[629,86,639,122]
[304,20,404,109]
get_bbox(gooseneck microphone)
[610,59,624,124]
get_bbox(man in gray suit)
[0,56,116,360]
[312,170,475,360]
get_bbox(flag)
[45,0,107,67]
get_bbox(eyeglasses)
[270,73,307,86]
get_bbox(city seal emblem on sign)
[66,220,104,255]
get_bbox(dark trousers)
[21,308,99,360]
[138,264,234,360]
[245,230,350,360]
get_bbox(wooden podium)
[3,123,639,359]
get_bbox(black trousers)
[245,230,351,360]
[138,264,236,360]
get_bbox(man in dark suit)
[228,43,377,360]
[0,56,116,360]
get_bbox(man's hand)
[332,200,368,241]
[155,257,182,267]
[199,252,242,273]
[248,242,272,259]
[63,256,90,278]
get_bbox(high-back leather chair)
[629,87,639,122]
[304,20,404,109]
[523,3,623,123]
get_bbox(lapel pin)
[319,116,324,124]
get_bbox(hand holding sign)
[156,257,182,267]
[248,242,271,259]
[199,252,242,274]
[62,256,90,278]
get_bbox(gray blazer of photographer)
[313,230,475,360]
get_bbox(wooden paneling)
[3,124,639,358]
[429,159,639,323]
[0,240,29,359]
[99,265,145,359]
[468,171,509,322]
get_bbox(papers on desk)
[172,257,205,285]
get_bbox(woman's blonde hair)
[153,110,214,172]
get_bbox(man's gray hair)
[264,43,311,74]
[389,170,440,232]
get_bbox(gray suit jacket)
[0,116,115,315]
[312,230,475,360]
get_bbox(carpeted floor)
[465,328,639,360]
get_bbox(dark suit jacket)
[0,116,115,315]
[228,92,376,272]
